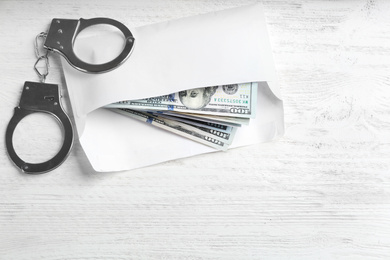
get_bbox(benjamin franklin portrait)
[178,86,218,110]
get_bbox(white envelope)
[62,3,284,172]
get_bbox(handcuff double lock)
[5,18,135,174]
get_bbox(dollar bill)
[194,125,237,145]
[112,108,232,150]
[148,112,235,134]
[106,82,258,118]
[149,112,237,144]
[158,111,250,126]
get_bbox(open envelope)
[62,3,284,172]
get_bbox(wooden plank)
[0,0,389,259]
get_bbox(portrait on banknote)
[108,82,258,150]
[178,86,218,110]
[107,82,257,118]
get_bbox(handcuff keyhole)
[44,96,55,101]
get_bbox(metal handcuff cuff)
[5,18,135,174]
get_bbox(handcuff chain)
[34,32,50,83]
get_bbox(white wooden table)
[1,0,389,259]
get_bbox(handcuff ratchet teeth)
[5,17,134,174]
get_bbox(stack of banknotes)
[106,82,257,151]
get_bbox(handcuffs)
[5,18,135,174]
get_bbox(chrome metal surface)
[5,82,74,174]
[44,17,135,73]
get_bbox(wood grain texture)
[0,0,389,259]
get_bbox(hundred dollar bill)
[112,108,231,150]
[161,111,251,126]
[106,82,258,118]
[149,112,235,134]
[149,112,237,144]
[194,125,237,145]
